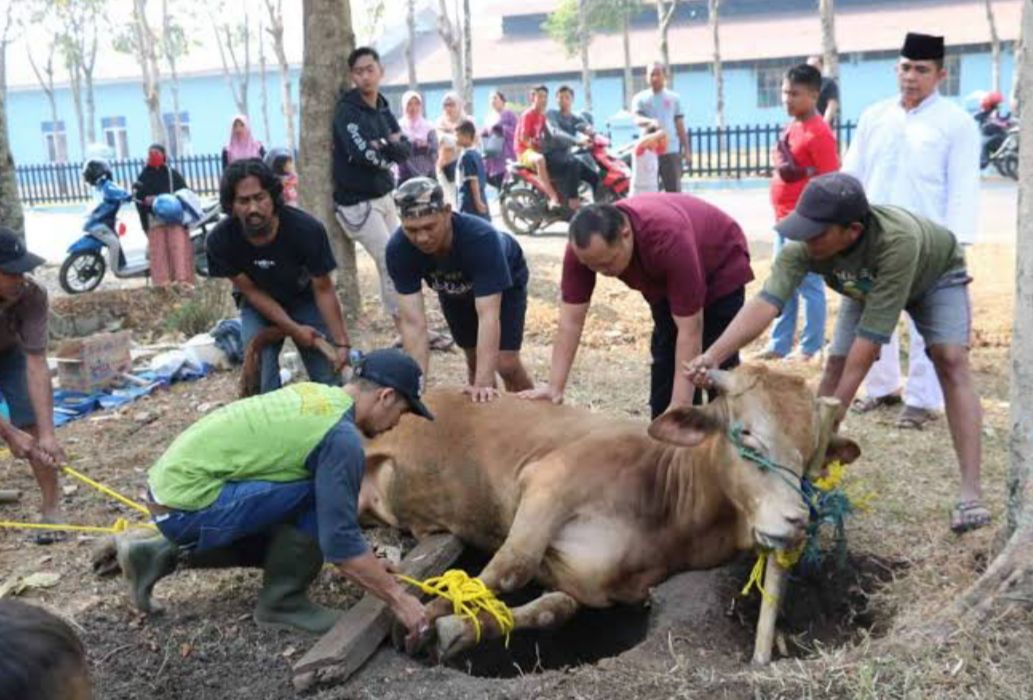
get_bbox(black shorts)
[438,286,527,352]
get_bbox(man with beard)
[206,158,351,394]
[116,349,434,643]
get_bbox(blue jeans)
[0,346,36,428]
[767,234,827,356]
[240,296,338,394]
[156,480,319,552]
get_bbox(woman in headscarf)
[221,114,265,169]
[132,144,193,287]
[397,91,438,183]
[435,91,465,206]
[482,90,518,190]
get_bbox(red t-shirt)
[560,194,754,317]
[515,108,546,156]
[770,114,840,220]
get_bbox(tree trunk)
[894,0,1033,647]
[0,38,24,240]
[622,8,633,107]
[264,0,296,150]
[657,0,677,76]
[709,0,724,128]
[27,45,62,159]
[405,0,417,91]
[298,0,359,312]
[213,16,252,117]
[437,0,463,98]
[986,0,1002,94]
[83,28,97,144]
[133,0,165,145]
[578,0,592,112]
[462,0,473,114]
[259,21,272,144]
[819,0,839,80]
[68,63,86,158]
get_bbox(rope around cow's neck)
[726,422,818,520]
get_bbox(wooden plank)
[292,533,463,691]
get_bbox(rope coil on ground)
[396,569,515,646]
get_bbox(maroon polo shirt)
[561,193,754,316]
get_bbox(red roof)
[383,0,1021,86]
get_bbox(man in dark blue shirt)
[207,158,351,393]
[387,178,532,402]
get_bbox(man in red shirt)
[759,63,840,362]
[514,85,562,208]
[520,195,753,418]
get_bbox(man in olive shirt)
[685,173,987,534]
[117,349,435,644]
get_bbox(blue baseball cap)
[353,348,434,420]
[774,173,870,242]
[0,228,44,274]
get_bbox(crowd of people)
[0,30,994,698]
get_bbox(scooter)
[499,133,630,236]
[989,124,1019,180]
[59,197,222,294]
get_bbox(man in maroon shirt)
[520,195,753,417]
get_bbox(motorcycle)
[974,91,1018,178]
[989,124,1019,181]
[499,133,630,236]
[59,196,222,294]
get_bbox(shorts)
[829,271,972,357]
[0,346,36,428]
[517,149,541,169]
[438,286,528,352]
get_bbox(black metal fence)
[684,120,856,178]
[15,121,858,206]
[16,152,225,207]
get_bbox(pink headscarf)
[225,115,263,163]
[400,91,435,143]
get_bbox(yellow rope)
[0,517,156,535]
[740,551,776,604]
[397,569,515,646]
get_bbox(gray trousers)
[658,153,683,193]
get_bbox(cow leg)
[435,591,579,661]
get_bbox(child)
[264,148,299,207]
[630,129,668,196]
[82,159,131,232]
[455,119,491,221]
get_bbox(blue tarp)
[52,364,211,428]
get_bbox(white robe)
[841,91,981,409]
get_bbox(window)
[101,116,129,159]
[163,112,191,158]
[499,83,539,112]
[938,54,962,97]
[756,66,784,109]
[41,121,68,163]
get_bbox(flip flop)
[850,393,903,415]
[950,500,992,534]
[895,405,938,430]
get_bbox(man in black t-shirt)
[808,55,840,125]
[386,178,532,402]
[207,158,352,394]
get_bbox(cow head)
[648,364,860,551]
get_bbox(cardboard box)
[56,331,132,392]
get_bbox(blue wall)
[4,46,1015,166]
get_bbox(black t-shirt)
[817,77,840,117]
[206,206,336,306]
[386,213,528,299]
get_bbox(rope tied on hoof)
[396,569,515,646]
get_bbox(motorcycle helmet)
[264,147,294,176]
[152,193,185,225]
[980,91,1004,112]
[82,159,113,186]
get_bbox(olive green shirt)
[761,205,966,344]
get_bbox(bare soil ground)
[0,234,1025,699]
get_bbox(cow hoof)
[435,615,475,661]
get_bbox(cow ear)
[825,434,861,465]
[648,406,725,447]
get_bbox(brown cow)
[357,364,860,659]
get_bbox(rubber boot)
[116,534,180,614]
[253,526,342,634]
[182,534,270,570]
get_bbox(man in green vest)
[116,349,434,643]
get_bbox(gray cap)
[774,173,870,242]
[393,177,445,219]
